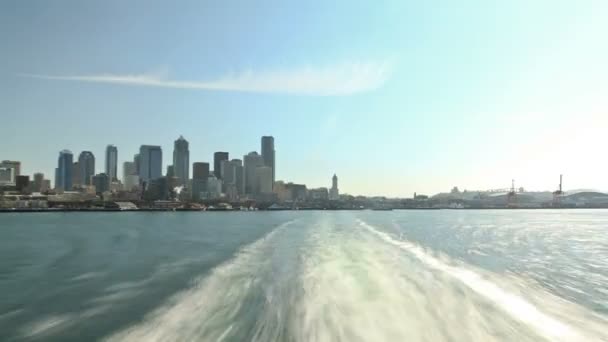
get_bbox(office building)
[0,167,15,185]
[16,175,30,193]
[78,151,95,186]
[41,179,51,192]
[214,152,229,179]
[105,145,118,181]
[244,152,264,195]
[261,136,275,186]
[139,145,163,183]
[173,136,189,186]
[255,166,273,194]
[206,175,222,199]
[1,161,21,177]
[122,161,138,190]
[92,173,110,193]
[232,159,244,195]
[329,174,340,201]
[192,162,210,200]
[32,173,44,192]
[72,162,81,187]
[56,150,73,191]
[134,154,141,175]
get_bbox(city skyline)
[2,1,608,196]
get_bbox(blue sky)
[1,0,607,196]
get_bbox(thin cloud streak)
[19,62,391,96]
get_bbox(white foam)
[358,219,593,342]
[104,219,296,342]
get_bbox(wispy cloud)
[19,62,391,96]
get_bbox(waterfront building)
[139,145,162,183]
[329,174,340,201]
[244,152,264,195]
[78,151,95,186]
[309,187,329,201]
[214,152,229,179]
[105,145,118,181]
[173,136,189,186]
[261,136,275,187]
[92,173,110,193]
[56,150,73,191]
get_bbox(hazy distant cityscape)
[1,135,608,211]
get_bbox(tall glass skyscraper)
[139,145,162,183]
[214,152,229,179]
[78,151,95,186]
[173,136,189,186]
[261,136,275,186]
[105,145,118,181]
[56,150,73,190]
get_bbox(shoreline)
[1,207,607,213]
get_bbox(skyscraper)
[244,151,264,195]
[214,152,229,179]
[192,162,210,200]
[72,162,81,187]
[255,166,273,194]
[134,154,141,175]
[56,150,73,191]
[122,161,139,190]
[173,136,189,186]
[261,136,275,186]
[139,145,163,183]
[232,159,244,195]
[329,174,340,201]
[78,151,95,186]
[105,145,118,181]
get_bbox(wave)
[357,219,606,341]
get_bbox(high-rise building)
[261,136,275,187]
[78,151,95,186]
[32,173,44,192]
[232,159,244,195]
[41,179,51,192]
[122,161,138,190]
[139,145,163,183]
[166,165,175,178]
[92,173,110,194]
[56,150,73,191]
[134,154,141,175]
[255,166,273,194]
[192,162,210,200]
[72,162,81,187]
[105,145,118,181]
[214,152,229,179]
[244,152,264,195]
[1,161,21,177]
[329,174,340,201]
[173,136,189,186]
